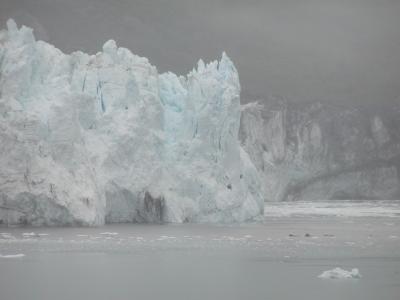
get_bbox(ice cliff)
[0,20,263,226]
[240,97,400,202]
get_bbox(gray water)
[1,201,400,300]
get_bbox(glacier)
[0,20,263,226]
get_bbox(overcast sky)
[1,0,400,105]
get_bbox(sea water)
[0,201,399,300]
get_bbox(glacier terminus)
[0,20,264,226]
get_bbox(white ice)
[0,253,25,258]
[0,20,263,225]
[264,201,400,218]
[318,267,362,279]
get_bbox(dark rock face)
[105,188,165,223]
[140,192,165,223]
[240,97,400,201]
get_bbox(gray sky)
[1,0,400,105]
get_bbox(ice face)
[0,20,263,226]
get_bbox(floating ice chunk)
[22,232,39,237]
[157,235,177,241]
[0,254,25,258]
[0,233,15,240]
[100,232,119,236]
[318,267,362,279]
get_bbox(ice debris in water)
[0,20,263,226]
[0,254,25,258]
[22,232,38,237]
[318,267,362,279]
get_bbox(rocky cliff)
[240,97,400,201]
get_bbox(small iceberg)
[318,267,362,279]
[22,232,39,237]
[0,254,25,258]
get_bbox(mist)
[1,0,400,105]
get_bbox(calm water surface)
[1,201,400,300]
